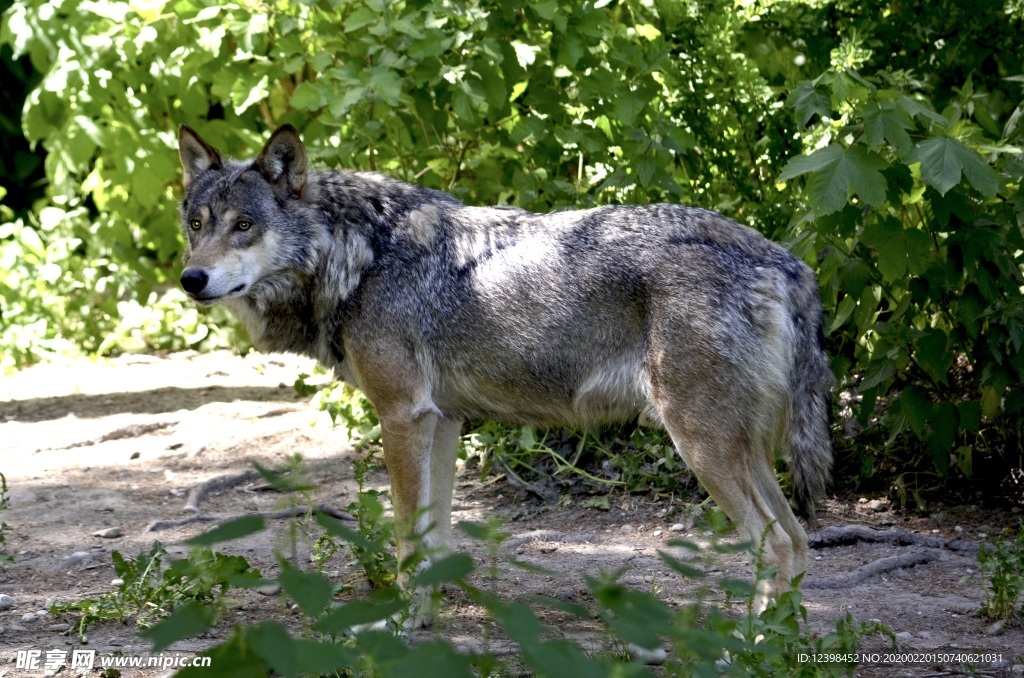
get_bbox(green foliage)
[121,508,882,677]
[46,453,882,675]
[312,383,382,449]
[969,523,1024,620]
[52,541,260,641]
[2,0,1022,492]
[318,448,397,590]
[773,15,1024,493]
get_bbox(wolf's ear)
[253,125,307,198]
[179,125,222,189]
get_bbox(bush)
[2,0,1022,494]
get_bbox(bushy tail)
[788,291,834,522]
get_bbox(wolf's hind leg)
[658,411,799,613]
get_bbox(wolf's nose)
[180,269,209,295]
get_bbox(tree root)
[809,524,978,553]
[144,503,355,533]
[804,524,979,590]
[505,530,597,550]
[184,470,260,512]
[144,470,355,533]
[804,549,941,589]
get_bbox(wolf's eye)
[189,219,201,231]
[235,220,252,231]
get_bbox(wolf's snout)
[180,268,209,296]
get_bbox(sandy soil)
[0,351,1022,676]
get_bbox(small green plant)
[346,449,398,589]
[53,542,260,641]
[970,522,1024,620]
[312,383,381,449]
[292,372,320,397]
[0,472,11,564]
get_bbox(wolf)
[177,124,833,616]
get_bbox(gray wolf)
[177,124,833,616]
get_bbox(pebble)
[1010,664,1023,673]
[954,525,963,534]
[895,631,913,640]
[0,594,12,610]
[978,532,988,539]
[652,530,663,537]
[257,583,282,596]
[620,524,633,532]
[984,620,1005,636]
[867,499,886,512]
[62,551,93,568]
[21,612,37,623]
[93,527,123,538]
[669,523,686,532]
[111,578,125,586]
[47,623,71,632]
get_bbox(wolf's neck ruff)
[177,124,833,619]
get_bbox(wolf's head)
[177,125,325,307]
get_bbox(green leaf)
[613,92,645,127]
[290,82,325,111]
[861,218,933,279]
[908,137,999,197]
[408,553,475,588]
[897,385,931,437]
[368,67,402,107]
[246,623,357,677]
[658,551,706,580]
[927,402,957,475]
[862,102,914,156]
[187,516,265,546]
[788,80,831,127]
[314,596,406,633]
[780,144,888,215]
[140,602,216,652]
[490,601,546,644]
[897,95,948,126]
[246,622,301,677]
[378,640,475,678]
[280,566,335,617]
[958,400,982,433]
[344,7,377,32]
[778,144,843,181]
[914,328,953,384]
[316,514,374,550]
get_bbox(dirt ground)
[1,350,1022,677]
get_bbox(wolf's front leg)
[378,407,460,627]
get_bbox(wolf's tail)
[787,286,834,521]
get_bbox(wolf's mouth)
[192,283,248,305]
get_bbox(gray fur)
[177,125,833,614]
